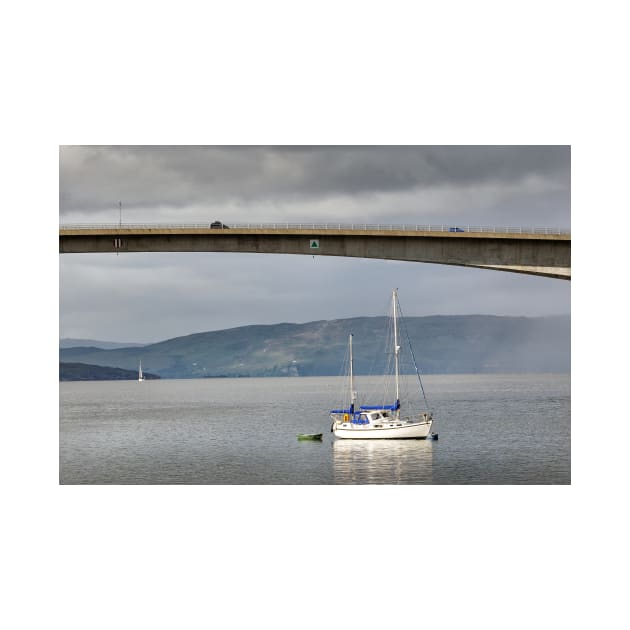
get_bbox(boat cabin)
[351,410,391,425]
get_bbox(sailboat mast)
[349,333,356,412]
[392,289,400,403]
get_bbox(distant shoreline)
[60,362,160,381]
[59,368,570,382]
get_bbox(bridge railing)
[60,222,570,235]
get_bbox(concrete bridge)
[59,222,571,280]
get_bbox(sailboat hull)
[333,420,432,440]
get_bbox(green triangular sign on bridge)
[310,239,320,249]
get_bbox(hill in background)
[59,314,570,380]
[60,338,146,350]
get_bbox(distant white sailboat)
[138,360,145,382]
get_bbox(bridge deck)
[59,223,570,280]
[60,223,570,240]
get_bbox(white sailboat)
[138,360,145,382]
[330,289,433,439]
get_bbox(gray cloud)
[60,146,570,226]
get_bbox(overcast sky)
[59,145,570,343]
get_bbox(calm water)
[59,374,570,484]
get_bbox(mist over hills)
[59,314,570,380]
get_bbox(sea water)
[59,373,570,484]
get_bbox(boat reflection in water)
[332,439,434,484]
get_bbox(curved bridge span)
[59,222,571,280]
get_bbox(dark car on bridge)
[210,221,229,229]
[449,227,465,232]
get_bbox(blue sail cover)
[360,399,400,411]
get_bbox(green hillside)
[59,315,570,379]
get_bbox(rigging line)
[378,312,396,407]
[364,314,390,385]
[335,338,352,408]
[396,296,431,411]
[361,314,393,407]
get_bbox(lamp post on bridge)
[115,201,122,255]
